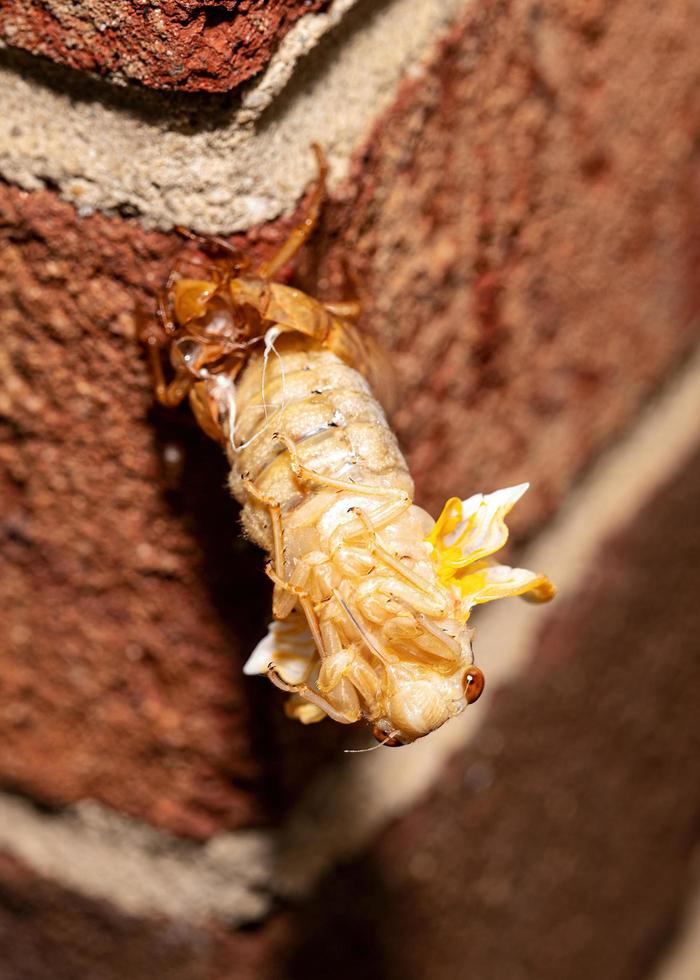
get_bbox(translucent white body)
[220,343,478,743]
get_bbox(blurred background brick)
[315,0,700,520]
[285,443,700,980]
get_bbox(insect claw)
[266,666,305,694]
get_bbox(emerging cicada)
[141,148,556,746]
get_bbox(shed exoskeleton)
[141,147,556,746]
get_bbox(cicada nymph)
[141,147,556,746]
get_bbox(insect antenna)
[174,226,250,269]
[343,730,402,753]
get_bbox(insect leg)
[354,508,447,604]
[141,337,193,408]
[188,383,227,444]
[324,300,362,319]
[243,477,298,618]
[299,595,328,660]
[261,563,312,636]
[175,226,248,266]
[264,558,328,660]
[317,650,382,712]
[324,254,364,320]
[243,479,285,578]
[329,495,413,558]
[330,588,396,668]
[267,668,359,724]
[277,433,411,501]
[136,289,177,353]
[254,144,328,280]
[156,288,178,335]
[137,288,196,407]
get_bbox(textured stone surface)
[0,0,471,232]
[0,186,350,838]
[1,0,699,838]
[0,851,287,980]
[316,0,700,524]
[0,1,328,93]
[285,445,700,980]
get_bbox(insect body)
[141,148,556,745]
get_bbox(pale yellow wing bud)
[427,484,556,620]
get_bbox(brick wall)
[1,1,699,977]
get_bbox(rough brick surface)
[0,187,352,839]
[0,1,328,93]
[316,0,700,526]
[286,445,700,980]
[1,0,699,838]
[0,851,287,980]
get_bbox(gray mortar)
[0,794,274,925]
[0,0,471,233]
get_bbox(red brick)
[316,0,700,527]
[285,446,700,980]
[0,851,287,980]
[0,186,349,838]
[1,0,699,837]
[0,1,328,93]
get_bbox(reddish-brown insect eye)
[463,666,485,704]
[372,726,403,747]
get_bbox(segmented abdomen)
[227,345,413,552]
[223,341,468,733]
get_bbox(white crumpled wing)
[243,611,319,686]
[427,483,556,619]
[444,483,529,566]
